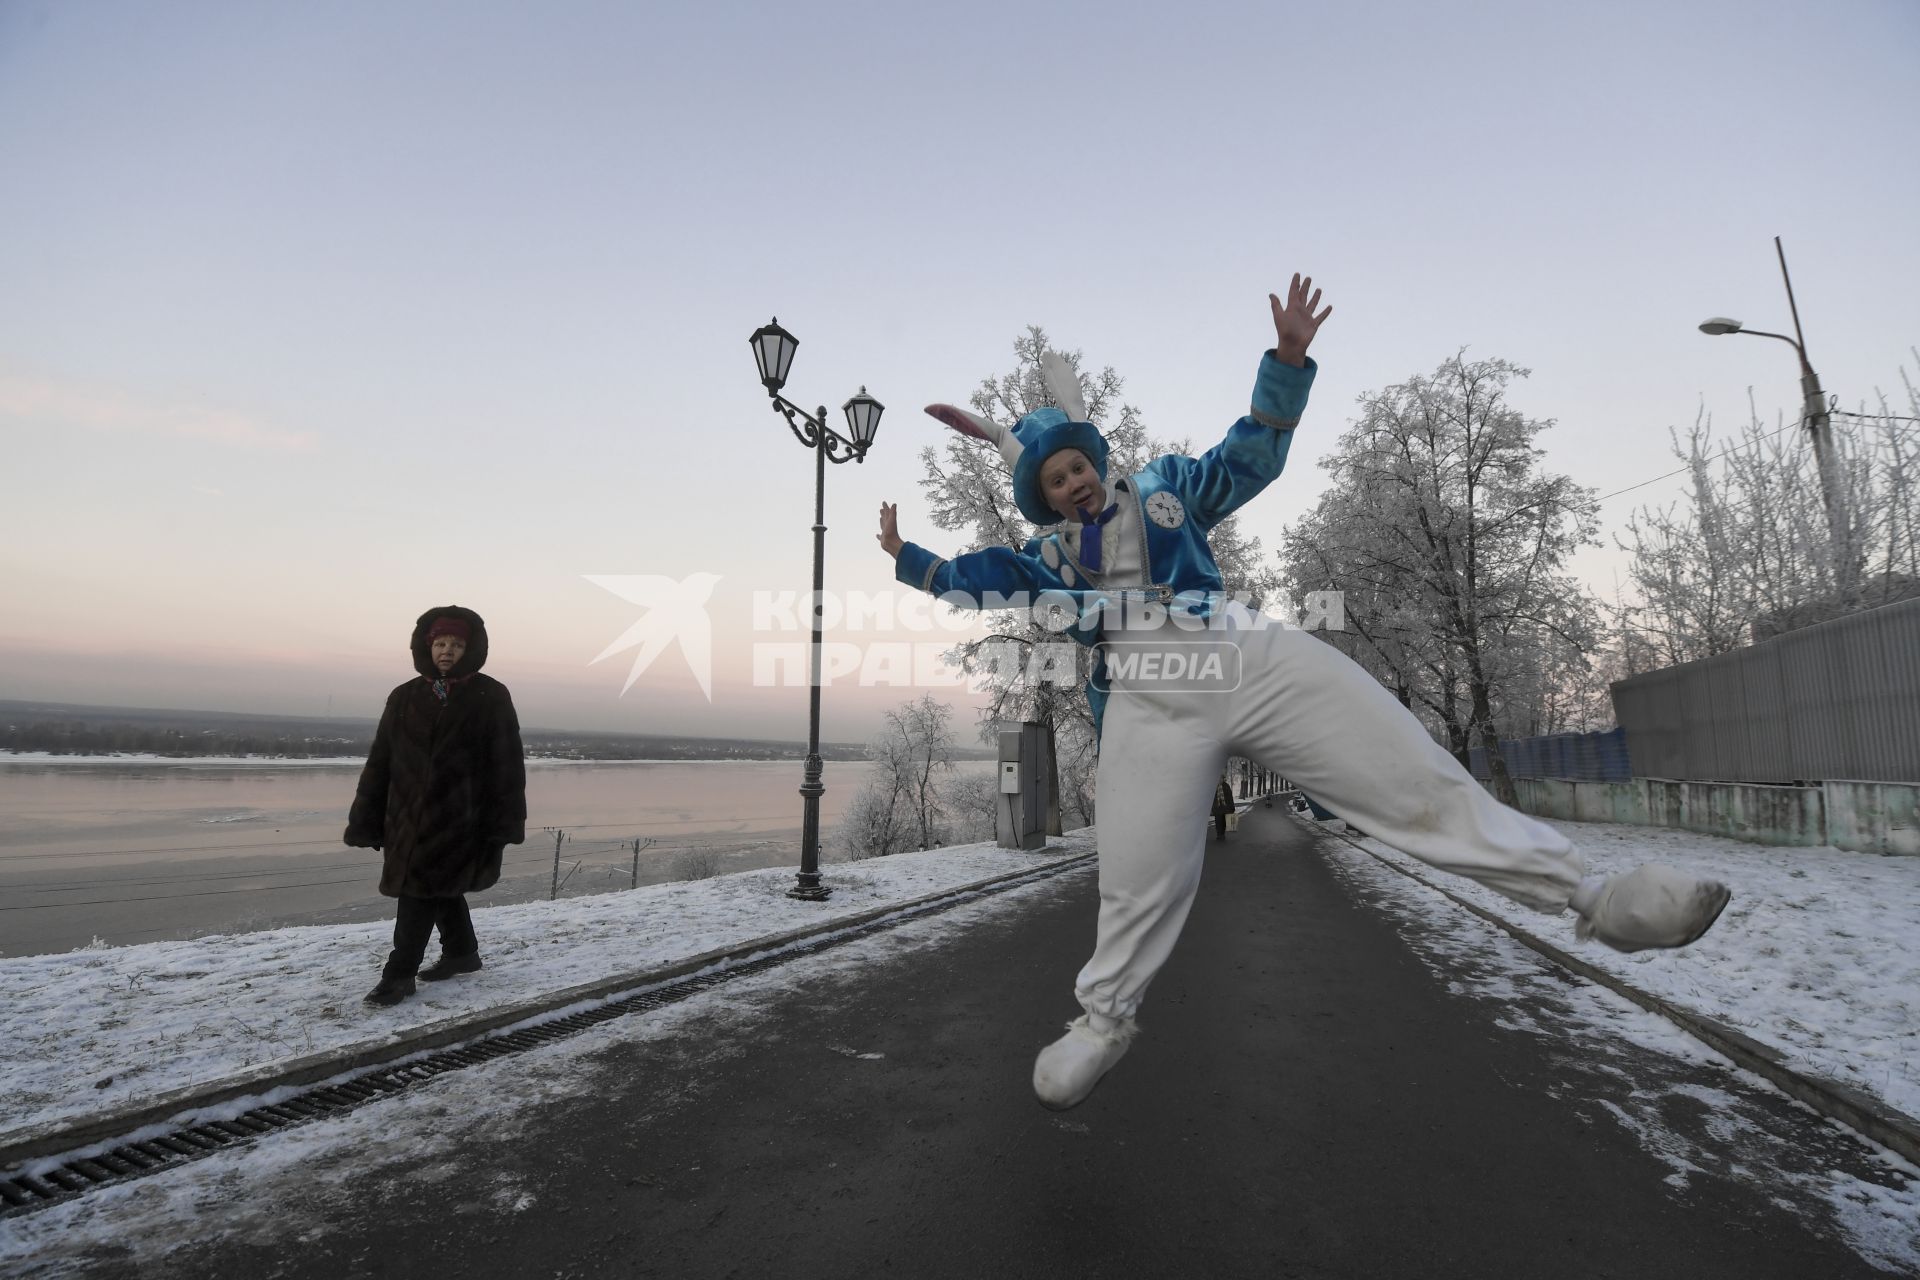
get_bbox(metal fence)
[1609,597,1920,785]
[1468,727,1632,782]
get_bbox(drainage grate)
[0,857,1086,1219]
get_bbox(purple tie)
[1077,503,1120,573]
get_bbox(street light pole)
[1697,236,1853,600]
[797,401,830,900]
[1773,239,1848,595]
[748,319,884,901]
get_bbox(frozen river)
[0,757,989,957]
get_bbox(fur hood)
[409,605,490,680]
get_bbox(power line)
[1505,411,1916,530]
[1585,417,1806,507]
[1334,404,1915,531]
[1492,416,1814,526]
[1832,409,1920,425]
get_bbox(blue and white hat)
[925,352,1109,526]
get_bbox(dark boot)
[364,975,416,1007]
[418,951,483,982]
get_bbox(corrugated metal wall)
[1610,597,1920,784]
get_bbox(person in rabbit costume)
[877,276,1733,1110]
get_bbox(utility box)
[996,721,1051,851]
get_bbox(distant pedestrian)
[344,606,526,1007]
[1212,774,1236,841]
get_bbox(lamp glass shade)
[1698,317,1744,336]
[843,387,884,448]
[750,319,798,391]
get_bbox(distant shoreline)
[0,699,914,762]
[0,751,369,767]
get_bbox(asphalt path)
[72,806,1900,1278]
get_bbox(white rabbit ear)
[926,404,1023,467]
[1039,350,1088,422]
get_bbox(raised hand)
[877,501,903,559]
[1269,273,1332,366]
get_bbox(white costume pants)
[1075,604,1585,1024]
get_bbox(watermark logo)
[1101,640,1243,693]
[584,580,1343,696]
[746,588,1345,637]
[584,573,721,699]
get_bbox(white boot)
[1570,864,1732,953]
[1033,1013,1137,1110]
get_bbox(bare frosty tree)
[836,693,957,860]
[1281,354,1603,801]
[939,770,1001,844]
[1286,485,1460,739]
[1616,362,1920,667]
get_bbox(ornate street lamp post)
[748,318,883,900]
[1698,236,1853,599]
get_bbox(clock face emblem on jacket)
[1041,535,1078,586]
[1146,491,1186,529]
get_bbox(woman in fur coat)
[345,606,526,1007]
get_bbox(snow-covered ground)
[1343,818,1920,1124]
[0,837,1093,1150]
[3,818,1919,1274]
[5,813,1915,1150]
[0,870,1098,1278]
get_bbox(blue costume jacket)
[894,354,1316,736]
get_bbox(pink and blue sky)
[2,0,1916,739]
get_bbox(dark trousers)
[385,894,478,979]
[1214,814,1228,840]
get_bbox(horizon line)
[0,697,885,750]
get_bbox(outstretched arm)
[880,500,1071,603]
[1156,275,1333,527]
[1270,272,1332,367]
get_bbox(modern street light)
[1698,236,1852,597]
[747,318,884,901]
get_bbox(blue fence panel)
[1468,727,1632,782]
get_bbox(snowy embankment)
[0,836,1093,1151]
[1352,819,1920,1123]
[5,813,1916,1160]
